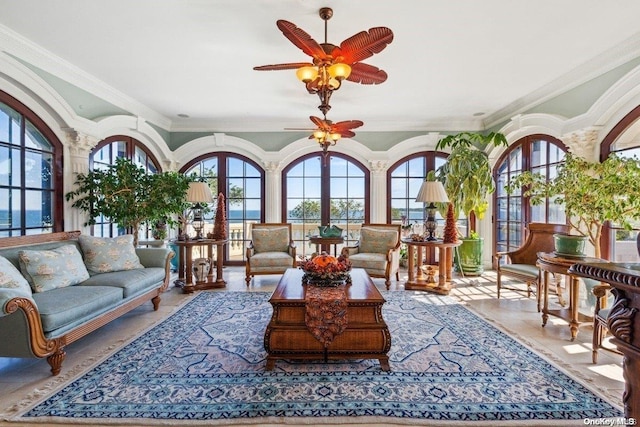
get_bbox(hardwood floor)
[0,267,624,425]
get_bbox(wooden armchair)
[245,223,296,284]
[341,224,401,289]
[495,222,569,310]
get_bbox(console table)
[264,268,391,371]
[172,239,227,293]
[569,261,640,418]
[401,238,461,295]
[536,252,599,341]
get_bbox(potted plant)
[506,152,640,259]
[435,131,508,274]
[66,157,192,246]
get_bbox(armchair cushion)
[499,264,539,279]
[359,228,398,253]
[252,227,290,253]
[248,252,294,271]
[349,253,387,275]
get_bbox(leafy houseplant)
[506,153,640,259]
[435,132,508,274]
[66,157,191,246]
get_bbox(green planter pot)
[553,234,588,257]
[455,237,484,276]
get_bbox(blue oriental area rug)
[19,291,621,425]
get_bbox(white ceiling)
[2,0,640,133]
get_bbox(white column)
[264,161,282,223]
[369,160,388,223]
[63,129,98,233]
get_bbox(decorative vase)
[318,225,343,237]
[193,257,211,282]
[553,234,588,257]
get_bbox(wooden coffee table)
[264,268,391,371]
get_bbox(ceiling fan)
[288,115,364,157]
[254,7,393,114]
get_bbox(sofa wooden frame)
[0,231,173,376]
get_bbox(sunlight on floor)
[563,343,591,354]
[590,364,625,382]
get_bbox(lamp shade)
[186,181,213,203]
[415,181,449,203]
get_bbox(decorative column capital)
[64,129,99,156]
[264,161,282,173]
[369,160,388,174]
[561,127,601,161]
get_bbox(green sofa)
[0,231,173,376]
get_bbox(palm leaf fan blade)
[336,27,393,63]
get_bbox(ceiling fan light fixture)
[329,132,341,142]
[328,63,351,80]
[313,129,326,140]
[296,66,318,83]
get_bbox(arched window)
[388,152,448,233]
[0,90,63,237]
[601,105,640,262]
[493,135,566,255]
[283,153,369,258]
[89,135,161,239]
[182,153,264,265]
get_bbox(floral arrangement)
[300,253,352,286]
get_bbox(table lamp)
[415,180,449,241]
[186,181,213,240]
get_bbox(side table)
[309,235,344,257]
[536,251,599,341]
[172,239,227,293]
[401,238,461,295]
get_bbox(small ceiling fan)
[254,7,393,114]
[287,115,364,158]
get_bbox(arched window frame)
[0,90,63,237]
[89,135,162,239]
[600,104,640,261]
[181,152,265,266]
[282,152,370,258]
[386,151,448,229]
[493,134,567,259]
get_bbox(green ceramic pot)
[553,233,588,256]
[455,237,484,275]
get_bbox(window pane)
[25,121,52,151]
[25,150,53,189]
[0,103,21,145]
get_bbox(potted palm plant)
[435,131,508,274]
[66,157,192,246]
[506,152,640,259]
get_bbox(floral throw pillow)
[79,235,144,274]
[0,255,32,297]
[359,228,398,254]
[18,245,90,293]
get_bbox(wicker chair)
[341,224,401,289]
[495,222,569,310]
[245,223,296,284]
